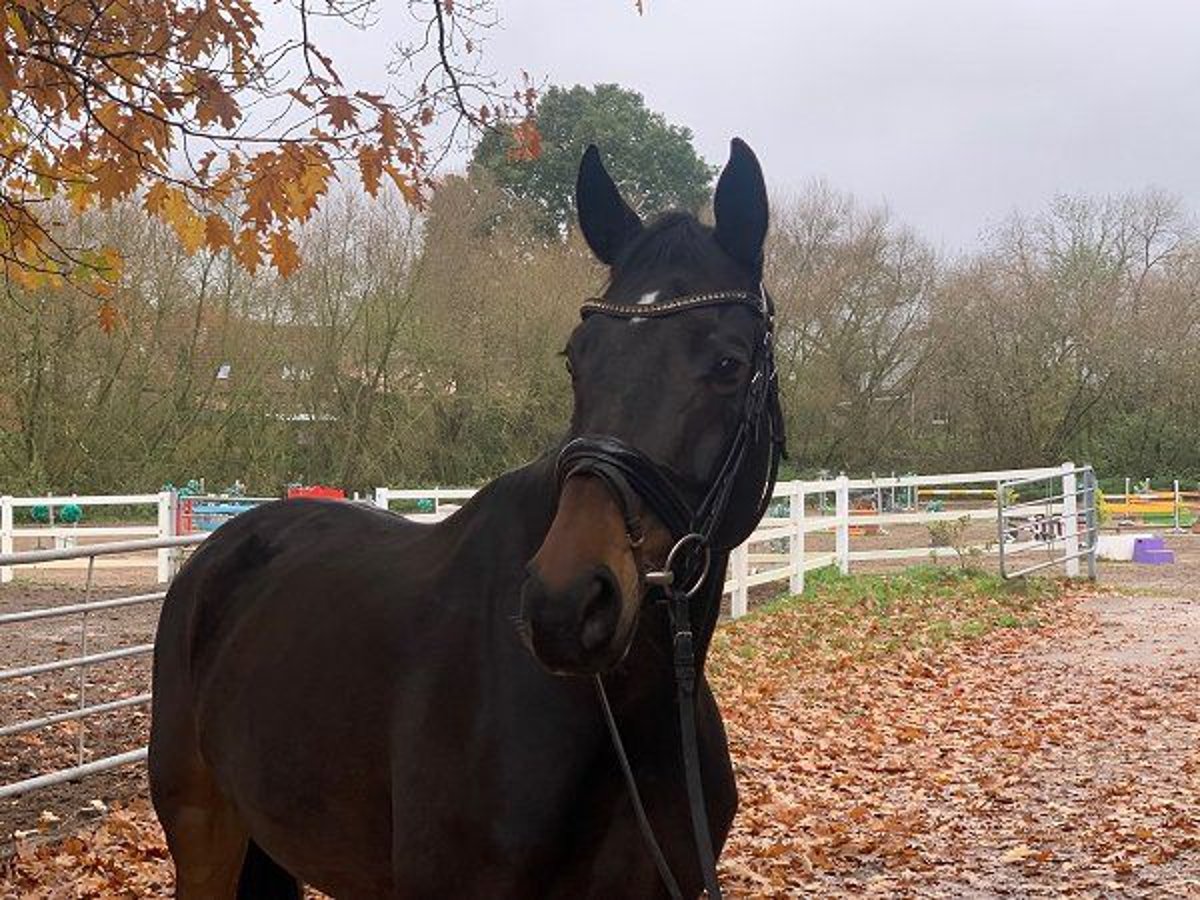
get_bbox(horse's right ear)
[576,145,643,266]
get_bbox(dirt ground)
[1,533,1198,895]
[901,542,1200,896]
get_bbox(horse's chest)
[387,754,647,898]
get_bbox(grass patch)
[711,564,1061,682]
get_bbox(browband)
[580,290,767,321]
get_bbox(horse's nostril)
[579,567,620,653]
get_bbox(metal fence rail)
[998,463,1098,580]
[0,533,206,800]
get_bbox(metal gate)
[997,463,1098,580]
[0,534,205,800]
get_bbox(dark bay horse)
[149,138,783,898]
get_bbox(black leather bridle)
[555,289,785,899]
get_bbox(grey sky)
[306,0,1200,252]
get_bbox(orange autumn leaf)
[234,228,262,274]
[507,119,542,162]
[358,145,384,196]
[204,214,234,251]
[383,163,423,207]
[142,182,171,215]
[96,299,120,333]
[159,187,206,254]
[268,229,300,277]
[322,95,358,131]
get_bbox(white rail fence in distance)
[1,462,1094,800]
[1,492,176,584]
[376,462,1089,618]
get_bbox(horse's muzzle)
[519,564,628,674]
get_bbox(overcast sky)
[302,0,1200,252]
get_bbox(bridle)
[554,288,785,899]
[558,290,786,588]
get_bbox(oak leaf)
[322,95,358,131]
[269,229,300,277]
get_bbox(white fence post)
[156,491,174,583]
[1061,462,1079,578]
[789,483,806,595]
[374,487,389,510]
[835,475,850,575]
[730,540,749,619]
[1,496,12,584]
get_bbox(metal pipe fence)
[997,463,1098,580]
[0,533,206,800]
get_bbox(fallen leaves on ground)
[711,567,1200,897]
[1,802,171,898]
[3,566,1198,897]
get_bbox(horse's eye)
[714,357,742,378]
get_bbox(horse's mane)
[608,212,720,297]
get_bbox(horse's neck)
[451,451,560,559]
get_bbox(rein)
[557,289,785,899]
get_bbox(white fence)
[373,486,476,522]
[376,462,1086,618]
[1,492,176,584]
[0,462,1092,800]
[1,464,1089,599]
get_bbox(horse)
[149,137,784,899]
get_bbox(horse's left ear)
[713,138,768,278]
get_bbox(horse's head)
[520,138,784,675]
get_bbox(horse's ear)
[713,138,768,278]
[576,145,643,266]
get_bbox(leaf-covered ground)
[3,565,1198,897]
[712,567,1200,897]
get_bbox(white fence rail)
[1,492,176,584]
[372,464,1090,618]
[1,466,1093,597]
[1,463,1091,799]
[373,487,475,522]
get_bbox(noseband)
[555,289,785,900]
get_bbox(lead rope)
[668,586,724,900]
[595,591,724,900]
[594,676,683,900]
